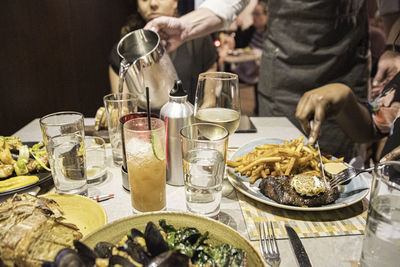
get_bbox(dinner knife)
[285,224,312,267]
[315,141,328,187]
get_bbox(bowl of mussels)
[47,211,264,267]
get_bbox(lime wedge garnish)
[151,131,165,161]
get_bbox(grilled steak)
[259,175,339,207]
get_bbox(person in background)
[232,0,268,114]
[145,0,369,161]
[368,0,387,79]
[109,0,218,105]
[296,3,400,162]
[371,0,400,99]
[234,0,267,53]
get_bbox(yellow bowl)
[44,193,107,237]
[83,211,265,266]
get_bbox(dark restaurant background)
[0,0,132,135]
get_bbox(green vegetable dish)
[45,219,247,267]
[0,136,50,179]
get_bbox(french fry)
[228,135,342,184]
[237,157,281,173]
[227,160,241,167]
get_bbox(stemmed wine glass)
[194,72,241,134]
[194,72,241,196]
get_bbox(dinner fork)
[259,221,281,267]
[329,166,374,187]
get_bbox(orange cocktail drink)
[124,117,166,212]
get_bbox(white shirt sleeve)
[199,0,250,29]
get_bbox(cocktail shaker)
[160,80,193,186]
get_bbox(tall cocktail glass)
[359,161,400,267]
[124,117,166,213]
[103,92,137,166]
[40,111,87,195]
[180,123,229,218]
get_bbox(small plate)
[44,193,107,237]
[0,141,53,196]
[83,212,264,266]
[227,138,369,211]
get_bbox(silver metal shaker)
[160,80,193,186]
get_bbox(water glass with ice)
[40,111,88,195]
[103,93,137,166]
[180,123,229,219]
[359,161,400,267]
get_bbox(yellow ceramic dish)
[83,211,265,267]
[44,193,107,237]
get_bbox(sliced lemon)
[151,131,165,161]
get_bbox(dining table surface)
[7,116,369,267]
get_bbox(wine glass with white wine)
[194,72,241,196]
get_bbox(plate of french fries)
[226,137,369,211]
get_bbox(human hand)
[372,50,400,96]
[295,83,352,145]
[145,16,189,52]
[380,145,400,162]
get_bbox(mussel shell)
[93,241,114,258]
[73,240,97,266]
[53,248,85,267]
[109,255,136,267]
[131,228,145,240]
[147,250,190,267]
[144,221,169,257]
[121,239,150,265]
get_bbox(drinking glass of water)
[40,111,88,196]
[359,161,400,267]
[180,123,229,219]
[103,93,137,166]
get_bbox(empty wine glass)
[194,72,241,196]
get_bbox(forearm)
[180,0,249,41]
[180,8,224,41]
[336,92,376,143]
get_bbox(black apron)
[258,0,369,159]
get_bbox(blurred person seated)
[216,0,267,83]
[368,0,387,78]
[232,0,268,85]
[295,72,400,162]
[108,0,218,105]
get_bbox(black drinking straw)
[145,87,151,130]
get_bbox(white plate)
[227,138,369,211]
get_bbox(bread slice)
[0,193,82,266]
